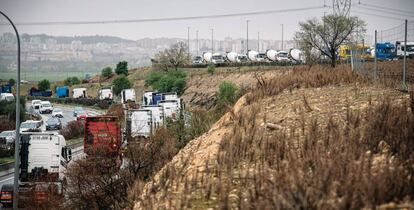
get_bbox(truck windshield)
[21,123,37,129]
[381,48,394,53]
[42,104,51,107]
[278,53,288,57]
[407,45,414,52]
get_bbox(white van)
[39,101,53,114]
[31,100,42,110]
[73,88,87,98]
[0,93,14,102]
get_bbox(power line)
[0,5,324,26]
[354,4,414,19]
[359,2,414,16]
[351,9,410,21]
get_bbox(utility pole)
[211,28,214,54]
[0,10,21,209]
[196,30,199,56]
[187,27,190,57]
[246,20,249,53]
[257,32,260,52]
[281,24,284,51]
[403,19,408,89]
[374,30,377,78]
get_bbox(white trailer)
[247,50,259,61]
[288,49,304,63]
[142,105,164,129]
[226,52,238,63]
[159,100,180,121]
[73,88,87,98]
[203,52,213,63]
[266,49,278,62]
[1,132,72,205]
[99,87,113,100]
[127,109,152,138]
[121,89,136,104]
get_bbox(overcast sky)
[0,0,413,41]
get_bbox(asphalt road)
[0,102,102,192]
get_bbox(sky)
[0,0,413,41]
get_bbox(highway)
[0,102,103,192]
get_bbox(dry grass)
[133,66,414,209]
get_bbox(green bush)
[0,97,26,122]
[207,63,215,75]
[112,75,132,96]
[38,79,50,91]
[101,66,113,79]
[145,70,187,95]
[115,61,128,75]
[8,78,15,86]
[218,81,238,105]
[64,76,81,86]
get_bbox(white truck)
[226,52,238,63]
[0,93,14,102]
[72,88,87,98]
[288,49,304,63]
[39,101,53,114]
[141,105,164,129]
[202,52,213,63]
[396,41,414,59]
[126,109,153,138]
[158,100,181,121]
[276,51,290,62]
[211,53,225,64]
[121,89,136,104]
[247,50,259,61]
[0,132,72,205]
[266,49,278,62]
[99,87,113,101]
[256,53,267,62]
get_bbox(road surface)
[0,102,103,192]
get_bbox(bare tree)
[295,15,366,67]
[152,42,190,71]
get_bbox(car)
[76,110,88,121]
[73,107,84,117]
[0,184,13,206]
[0,130,16,151]
[39,101,53,114]
[52,108,63,118]
[20,120,42,133]
[0,93,14,102]
[46,117,62,130]
[31,100,42,110]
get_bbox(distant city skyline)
[0,0,413,42]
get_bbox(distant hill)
[19,33,135,44]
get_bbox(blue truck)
[0,84,12,94]
[55,86,69,98]
[374,42,397,61]
[28,87,52,97]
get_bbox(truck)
[158,100,181,121]
[395,41,414,59]
[98,87,113,101]
[141,105,165,129]
[247,50,259,62]
[55,86,69,98]
[142,91,178,106]
[276,51,290,62]
[84,116,121,154]
[211,53,225,64]
[39,101,53,114]
[202,52,213,63]
[266,49,278,62]
[72,88,87,98]
[288,49,304,63]
[192,55,204,64]
[0,132,72,206]
[372,42,397,61]
[28,87,53,97]
[226,52,239,63]
[121,89,136,104]
[126,109,153,138]
[0,84,12,94]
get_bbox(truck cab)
[84,116,121,154]
[121,89,136,104]
[99,87,113,101]
[55,86,69,98]
[73,88,87,98]
[396,41,414,59]
[374,42,397,60]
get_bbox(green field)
[0,71,99,82]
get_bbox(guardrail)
[26,96,112,109]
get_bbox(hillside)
[133,67,414,209]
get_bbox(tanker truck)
[226,52,238,63]
[276,51,290,62]
[266,49,278,62]
[247,50,259,62]
[202,52,213,63]
[288,49,304,64]
[211,53,225,64]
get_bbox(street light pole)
[196,30,199,56]
[0,10,21,209]
[211,29,214,54]
[187,27,190,57]
[281,24,284,51]
[246,20,249,53]
[257,32,260,52]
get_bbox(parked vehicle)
[72,88,87,98]
[20,120,42,133]
[0,132,72,206]
[76,110,88,121]
[192,55,204,64]
[141,105,164,129]
[211,53,225,64]
[256,53,267,62]
[202,52,213,63]
[31,100,42,110]
[373,42,397,60]
[0,130,16,151]
[39,101,53,114]
[288,48,305,63]
[142,91,163,106]
[0,84,12,94]
[247,50,259,61]
[84,116,121,154]
[126,109,153,138]
[52,108,63,118]
[158,100,181,121]
[266,49,278,62]
[0,93,14,102]
[121,89,136,104]
[73,107,85,117]
[28,87,52,97]
[99,87,113,101]
[55,86,69,98]
[276,51,290,62]
[396,41,414,59]
[46,117,62,130]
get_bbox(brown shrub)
[59,120,84,140]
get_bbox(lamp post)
[196,30,199,56]
[0,10,21,209]
[187,27,190,57]
[246,20,249,53]
[211,28,214,54]
[281,24,284,51]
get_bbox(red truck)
[84,116,121,155]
